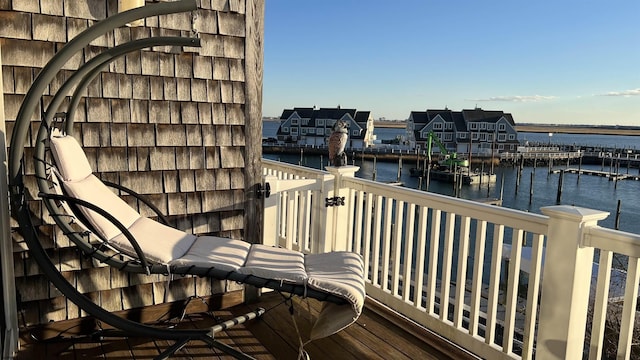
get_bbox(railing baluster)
[503,228,524,354]
[617,256,640,359]
[371,194,383,286]
[589,249,613,360]
[413,205,428,309]
[346,188,356,252]
[454,215,471,329]
[285,190,296,249]
[363,192,374,283]
[353,190,365,254]
[469,219,487,337]
[280,190,288,245]
[426,209,442,316]
[391,200,405,296]
[522,233,544,360]
[297,190,309,252]
[382,197,394,292]
[440,212,456,323]
[402,203,416,303]
[486,223,505,346]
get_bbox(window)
[308,128,315,134]
[325,129,331,135]
[480,133,487,141]
[291,119,298,125]
[488,124,495,130]
[301,128,307,135]
[498,123,506,131]
[444,133,452,141]
[498,134,506,141]
[291,128,298,135]
[487,133,494,142]
[480,122,486,130]
[509,134,516,140]
[317,119,325,126]
[433,122,443,130]
[352,130,359,136]
[469,122,478,130]
[471,133,479,140]
[445,122,453,130]
[302,119,309,126]
[498,144,504,150]
[328,120,336,127]
[282,126,289,133]
[458,132,467,139]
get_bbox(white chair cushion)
[239,244,307,284]
[304,251,366,340]
[63,175,141,241]
[110,217,197,264]
[170,236,252,272]
[49,132,94,181]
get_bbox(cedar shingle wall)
[1,0,256,326]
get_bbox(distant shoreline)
[375,121,640,136]
[265,119,640,136]
[515,124,640,136]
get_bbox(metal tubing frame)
[34,36,196,274]
[8,0,197,184]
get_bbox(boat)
[410,131,496,185]
[409,166,496,185]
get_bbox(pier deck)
[552,168,640,181]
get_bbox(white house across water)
[407,107,520,155]
[275,106,376,149]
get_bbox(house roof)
[277,107,371,139]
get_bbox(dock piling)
[556,170,564,203]
[615,199,621,230]
[529,171,534,204]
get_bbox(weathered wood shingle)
[0,11,32,40]
[32,13,66,42]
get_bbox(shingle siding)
[2,0,261,327]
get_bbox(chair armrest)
[39,192,152,275]
[102,180,169,225]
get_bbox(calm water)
[263,121,640,234]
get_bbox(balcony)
[13,159,640,359]
[261,159,640,359]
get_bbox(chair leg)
[196,307,266,359]
[155,337,191,360]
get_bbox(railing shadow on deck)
[262,158,640,360]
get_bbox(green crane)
[426,131,469,168]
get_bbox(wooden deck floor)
[15,292,477,359]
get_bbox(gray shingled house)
[407,108,520,155]
[276,106,375,149]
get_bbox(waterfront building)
[407,107,520,154]
[275,106,375,149]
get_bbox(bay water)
[263,121,640,234]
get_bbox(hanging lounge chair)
[7,1,365,359]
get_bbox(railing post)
[537,205,609,359]
[325,166,359,252]
[312,173,335,253]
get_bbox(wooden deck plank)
[16,292,472,359]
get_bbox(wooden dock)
[552,168,640,181]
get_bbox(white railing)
[261,158,640,360]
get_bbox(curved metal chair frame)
[8,1,351,359]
